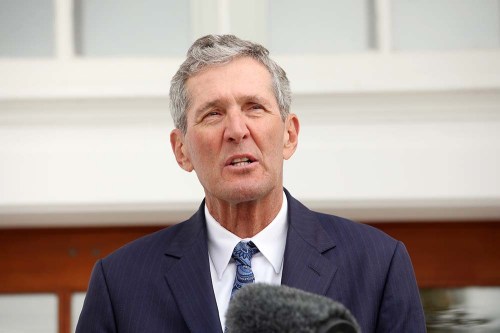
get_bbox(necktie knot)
[231,241,259,298]
[232,241,259,264]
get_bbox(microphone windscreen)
[225,283,360,333]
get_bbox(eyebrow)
[193,100,220,119]
[192,94,274,118]
[237,94,273,109]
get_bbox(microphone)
[225,283,360,333]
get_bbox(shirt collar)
[206,192,289,279]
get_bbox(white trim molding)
[1,91,499,227]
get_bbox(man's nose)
[223,111,249,143]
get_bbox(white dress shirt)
[205,192,289,330]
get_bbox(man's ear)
[283,114,300,160]
[170,129,194,172]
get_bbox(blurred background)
[1,0,500,332]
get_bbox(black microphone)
[225,283,361,333]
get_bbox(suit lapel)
[161,191,337,331]
[281,190,339,296]
[163,203,223,333]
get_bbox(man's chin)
[226,188,262,204]
[210,184,274,204]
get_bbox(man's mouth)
[230,157,254,167]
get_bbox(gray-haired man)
[77,35,426,333]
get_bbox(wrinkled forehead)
[186,56,271,86]
[184,57,276,110]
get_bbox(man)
[77,35,426,332]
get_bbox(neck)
[205,189,283,238]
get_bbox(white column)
[374,0,392,53]
[54,0,75,60]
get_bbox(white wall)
[1,90,499,227]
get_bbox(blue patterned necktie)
[231,241,260,299]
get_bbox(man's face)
[170,56,299,204]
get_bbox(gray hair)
[169,35,291,133]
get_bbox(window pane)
[392,0,500,51]
[268,0,374,54]
[0,0,54,57]
[75,0,191,56]
[0,294,57,333]
[421,287,500,332]
[71,292,86,333]
[229,0,268,46]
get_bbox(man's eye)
[250,104,263,110]
[205,111,220,118]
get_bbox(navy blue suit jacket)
[77,190,426,332]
